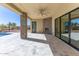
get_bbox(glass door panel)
[61,14,70,43]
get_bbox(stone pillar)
[20,12,27,39]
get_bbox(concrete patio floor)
[0,32,53,56]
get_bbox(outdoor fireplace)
[45,28,49,33]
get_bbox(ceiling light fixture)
[38,7,49,16]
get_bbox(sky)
[71,18,79,24]
[0,5,30,26]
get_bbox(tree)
[0,24,7,31]
[7,22,12,32]
[12,23,17,29]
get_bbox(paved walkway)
[0,32,53,56]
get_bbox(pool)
[0,32,11,37]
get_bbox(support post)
[20,12,27,39]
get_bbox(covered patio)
[0,3,79,56]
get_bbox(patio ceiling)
[1,3,79,19]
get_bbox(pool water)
[0,32,10,37]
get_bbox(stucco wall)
[52,18,55,35]
[31,19,43,33]
[31,18,52,34]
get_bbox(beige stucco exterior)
[30,17,52,34]
[30,19,43,33]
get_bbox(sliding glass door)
[55,7,79,49]
[61,14,70,43]
[70,9,79,49]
